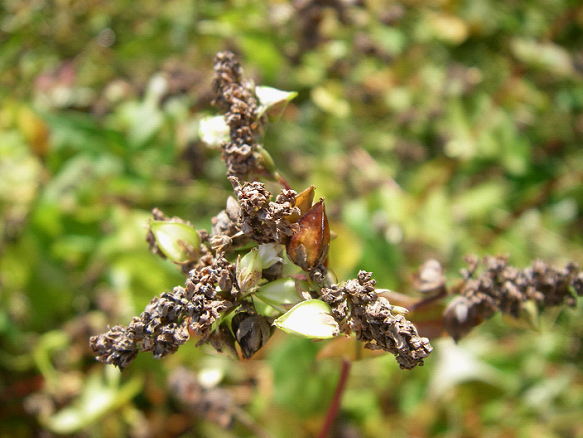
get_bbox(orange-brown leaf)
[287,185,315,223]
[286,200,330,270]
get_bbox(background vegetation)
[1,1,582,436]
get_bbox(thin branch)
[318,359,352,438]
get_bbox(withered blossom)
[90,286,193,369]
[321,271,433,369]
[444,256,583,341]
[211,196,243,243]
[414,259,446,295]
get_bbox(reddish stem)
[318,359,352,438]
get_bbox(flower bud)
[236,248,263,294]
[149,220,201,264]
[273,299,339,339]
[286,200,330,271]
[390,305,410,315]
[257,243,283,269]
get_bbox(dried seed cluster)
[444,256,583,340]
[90,286,191,369]
[321,271,433,369]
[231,177,299,244]
[212,51,261,180]
[90,253,234,369]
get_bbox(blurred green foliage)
[1,0,582,437]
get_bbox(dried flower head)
[321,271,433,369]
[444,256,582,341]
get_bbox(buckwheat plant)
[90,52,581,376]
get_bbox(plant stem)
[318,359,352,438]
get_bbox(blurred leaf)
[268,337,337,416]
[429,339,510,400]
[317,336,383,361]
[511,39,574,76]
[18,106,50,157]
[43,368,143,434]
[311,83,350,118]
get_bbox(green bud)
[255,278,301,310]
[274,299,339,339]
[149,220,201,264]
[236,248,263,295]
[390,305,410,315]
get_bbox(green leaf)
[255,278,300,310]
[149,221,201,263]
[255,86,298,117]
[274,299,339,339]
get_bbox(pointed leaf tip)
[255,86,298,117]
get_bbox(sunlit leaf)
[149,221,201,263]
[274,299,339,339]
[255,86,298,118]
